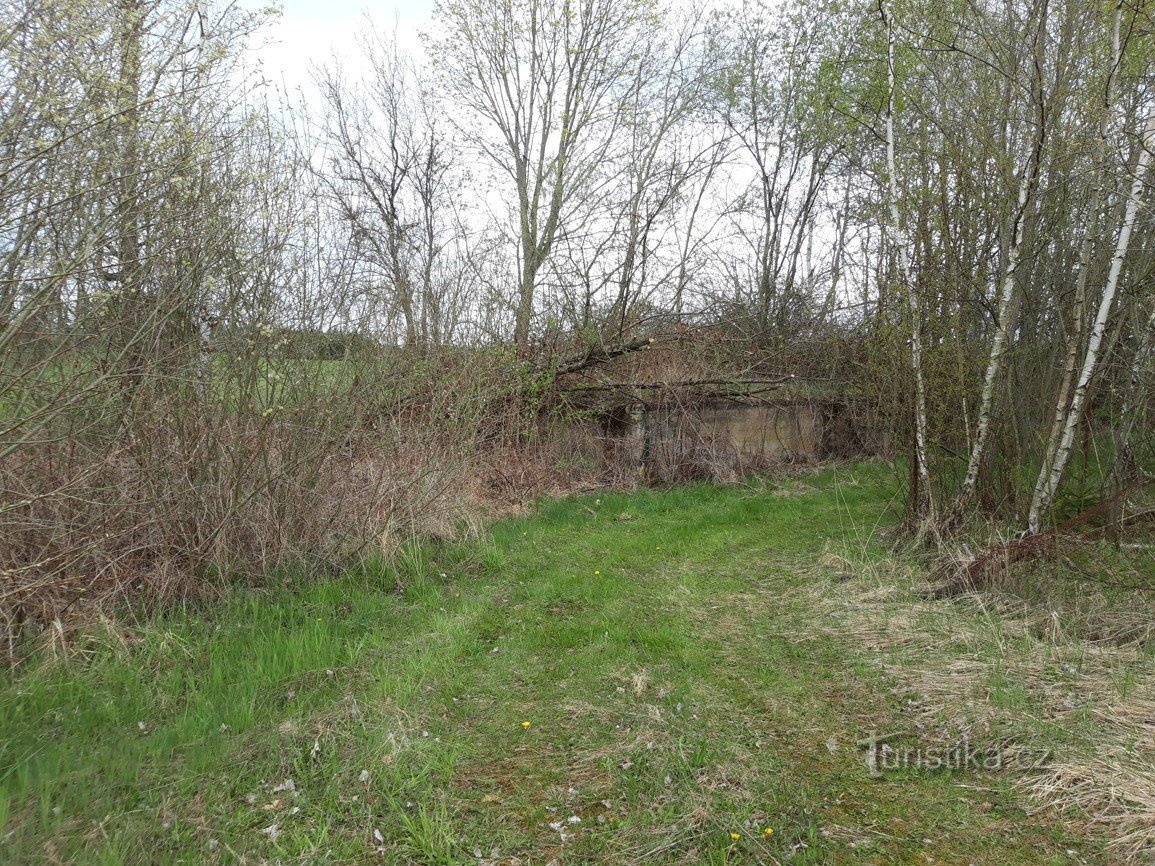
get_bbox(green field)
[0,464,1144,864]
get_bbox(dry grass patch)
[777,547,1155,862]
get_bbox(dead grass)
[1029,754,1155,856]
[773,546,1155,862]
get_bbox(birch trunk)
[951,1,1048,521]
[1028,111,1155,533]
[879,0,933,522]
[1031,1,1124,517]
[953,171,1033,514]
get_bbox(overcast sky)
[255,0,437,93]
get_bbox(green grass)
[0,464,1122,863]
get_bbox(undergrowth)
[0,463,1149,864]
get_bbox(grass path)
[0,466,1120,863]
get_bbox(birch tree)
[1028,0,1127,527]
[948,0,1050,523]
[878,0,933,523]
[1027,111,1155,533]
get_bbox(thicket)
[2,0,1153,654]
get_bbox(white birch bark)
[1031,1,1123,521]
[1028,112,1155,532]
[953,165,1037,515]
[952,4,1048,520]
[879,0,933,521]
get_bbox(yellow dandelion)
[763,827,774,836]
[730,832,741,841]
[594,570,601,575]
[521,721,531,728]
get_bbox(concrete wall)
[589,400,826,481]
[586,398,882,481]
[695,403,824,460]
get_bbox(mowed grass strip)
[0,465,1112,863]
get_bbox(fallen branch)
[1114,507,1155,532]
[924,482,1147,598]
[548,336,655,377]
[563,376,795,391]
[557,376,798,410]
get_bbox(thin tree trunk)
[115,0,144,357]
[1028,112,1155,532]
[879,0,933,524]
[1106,301,1155,538]
[1032,0,1124,515]
[514,262,536,347]
[951,0,1049,523]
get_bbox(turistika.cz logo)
[857,731,1052,778]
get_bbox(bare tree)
[1027,0,1128,530]
[709,0,846,341]
[314,27,461,347]
[431,0,648,345]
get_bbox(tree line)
[1,0,1153,642]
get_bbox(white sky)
[254,0,436,94]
